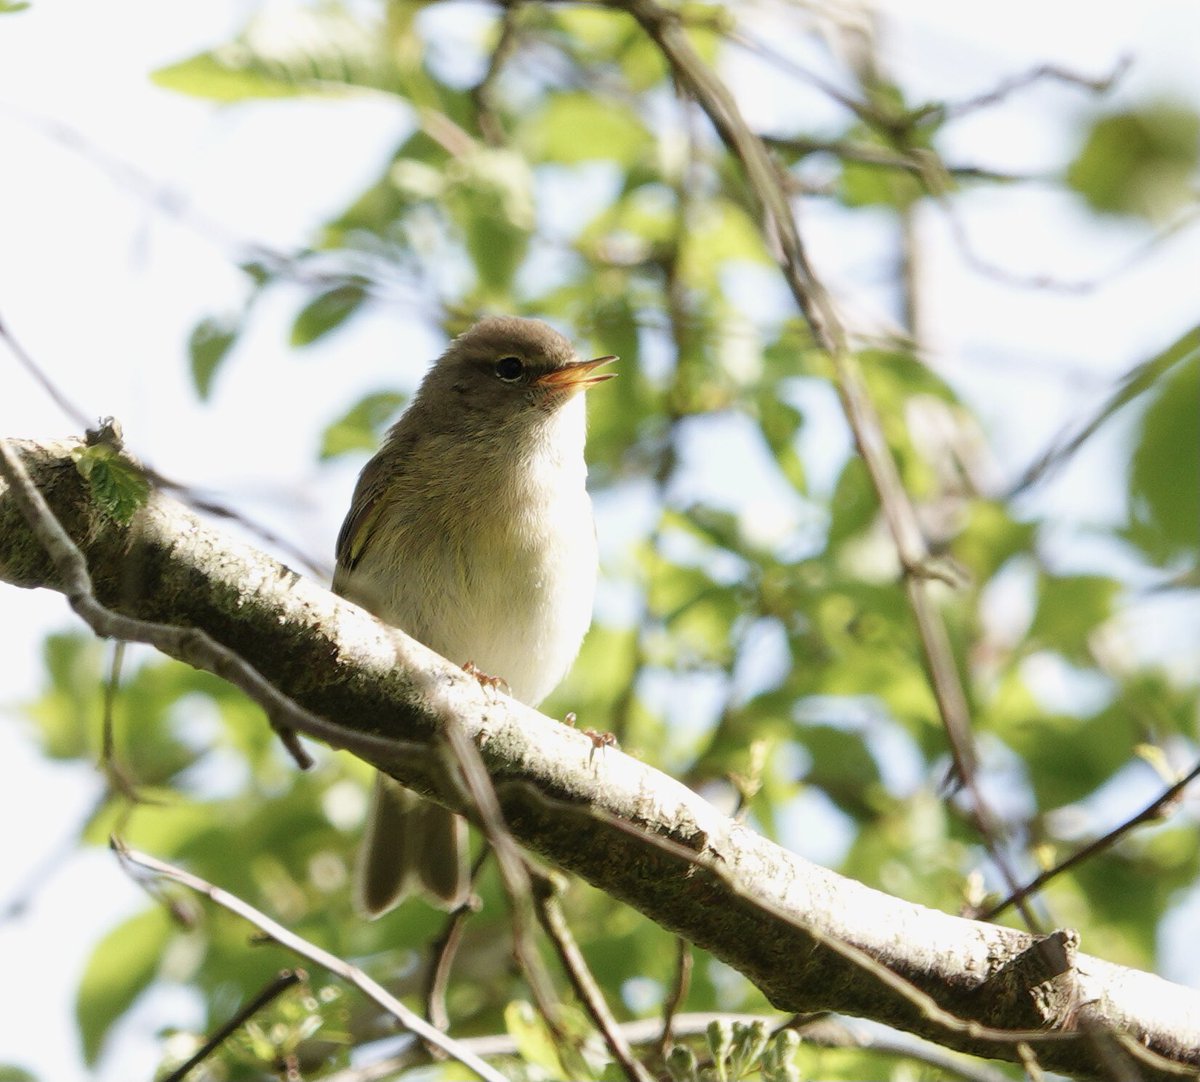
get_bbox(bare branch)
[981,758,1200,921]
[659,936,693,1057]
[437,711,567,1039]
[940,57,1132,120]
[328,1012,1019,1082]
[613,0,1039,940]
[4,436,1200,1077]
[160,969,305,1082]
[766,134,1030,184]
[0,433,314,770]
[534,873,655,1082]
[423,853,487,1030]
[114,841,510,1082]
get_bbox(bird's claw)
[462,660,510,695]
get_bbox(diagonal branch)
[982,758,1200,921]
[3,435,1200,1079]
[114,842,509,1082]
[159,969,305,1082]
[614,0,1042,933]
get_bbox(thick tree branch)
[2,436,1199,1080]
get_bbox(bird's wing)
[333,492,384,582]
[332,434,411,583]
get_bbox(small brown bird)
[333,316,614,914]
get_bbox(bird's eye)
[495,356,525,382]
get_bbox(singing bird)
[333,316,615,914]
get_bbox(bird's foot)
[583,728,618,764]
[562,712,618,746]
[462,660,510,696]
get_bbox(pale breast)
[337,407,597,708]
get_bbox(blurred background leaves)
[5,1,1199,1079]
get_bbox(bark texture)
[2,436,1199,1080]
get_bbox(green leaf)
[71,444,150,525]
[1067,103,1200,220]
[0,1,31,13]
[826,456,877,548]
[580,295,648,472]
[152,8,399,102]
[503,1001,568,1077]
[290,283,368,347]
[77,906,172,1065]
[707,1018,734,1080]
[443,148,534,295]
[763,1031,801,1082]
[729,1020,770,1080]
[840,155,926,210]
[755,391,806,493]
[800,724,882,818]
[1126,344,1200,566]
[188,314,239,399]
[667,1045,701,1082]
[953,501,1036,582]
[1028,573,1119,658]
[987,678,1135,806]
[25,633,104,759]
[645,548,740,663]
[761,1030,802,1082]
[319,391,406,460]
[153,52,309,101]
[678,199,771,289]
[521,91,652,166]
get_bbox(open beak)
[535,354,618,392]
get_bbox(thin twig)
[424,850,488,1030]
[0,434,315,770]
[659,936,693,1057]
[99,639,153,806]
[0,313,331,580]
[980,758,1200,921]
[472,2,524,145]
[0,310,90,428]
[765,134,1029,184]
[940,57,1132,119]
[533,873,655,1082]
[615,0,1040,936]
[160,969,306,1082]
[113,841,510,1082]
[326,1011,1015,1082]
[437,715,567,1038]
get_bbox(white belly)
[340,447,597,707]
